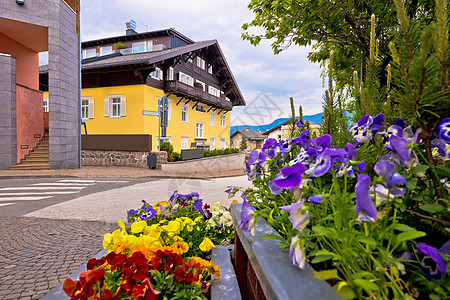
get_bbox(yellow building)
[40,28,245,153]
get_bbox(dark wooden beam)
[220,79,233,89]
[216,109,223,115]
[191,101,200,110]
[207,106,214,113]
[214,66,227,76]
[176,97,185,106]
[185,99,191,105]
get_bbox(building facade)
[41,28,245,153]
[230,129,265,151]
[0,0,80,170]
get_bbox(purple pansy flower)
[355,174,378,222]
[393,118,406,128]
[290,235,306,269]
[280,200,309,231]
[127,209,139,216]
[269,163,306,195]
[139,206,158,221]
[308,195,325,205]
[141,199,150,209]
[435,118,450,143]
[386,127,421,167]
[306,148,347,177]
[349,113,385,144]
[296,119,305,130]
[240,197,257,237]
[168,191,178,206]
[262,138,279,155]
[417,243,447,279]
[292,130,311,148]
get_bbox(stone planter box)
[44,246,241,299]
[230,203,340,300]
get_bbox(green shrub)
[203,148,240,157]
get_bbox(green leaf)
[435,165,450,178]
[407,178,418,189]
[412,165,429,174]
[420,203,445,214]
[260,233,284,242]
[315,249,341,260]
[353,278,379,292]
[357,236,377,246]
[396,230,426,243]
[392,223,416,232]
[334,282,357,300]
[312,225,332,236]
[313,269,342,281]
[311,255,333,264]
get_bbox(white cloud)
[80,0,325,125]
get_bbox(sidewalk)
[0,166,245,180]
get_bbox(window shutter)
[104,98,110,116]
[89,98,95,118]
[159,69,163,80]
[120,96,126,116]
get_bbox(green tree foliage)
[242,0,436,91]
[240,136,248,151]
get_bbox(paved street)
[0,174,251,299]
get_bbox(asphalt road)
[0,178,152,217]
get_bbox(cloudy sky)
[79,0,325,126]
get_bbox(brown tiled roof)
[231,130,265,140]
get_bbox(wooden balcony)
[165,80,232,111]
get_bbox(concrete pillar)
[0,54,17,169]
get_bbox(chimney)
[125,21,138,35]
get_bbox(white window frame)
[150,67,163,80]
[81,96,95,120]
[208,65,213,74]
[181,103,189,123]
[100,46,113,56]
[196,122,204,138]
[196,57,205,70]
[43,97,49,112]
[179,72,194,86]
[181,136,189,150]
[220,113,226,128]
[157,136,172,150]
[208,85,221,98]
[196,80,206,91]
[104,94,126,119]
[83,48,96,58]
[132,41,147,53]
[196,104,206,113]
[210,137,215,150]
[220,138,226,149]
[210,111,215,126]
[168,67,174,80]
[147,40,153,52]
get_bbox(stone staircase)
[10,132,49,170]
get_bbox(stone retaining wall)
[81,150,167,169]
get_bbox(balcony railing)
[165,80,232,111]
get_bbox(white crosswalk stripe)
[0,179,129,203]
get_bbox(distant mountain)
[230,112,324,136]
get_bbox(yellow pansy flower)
[130,220,147,234]
[199,238,215,252]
